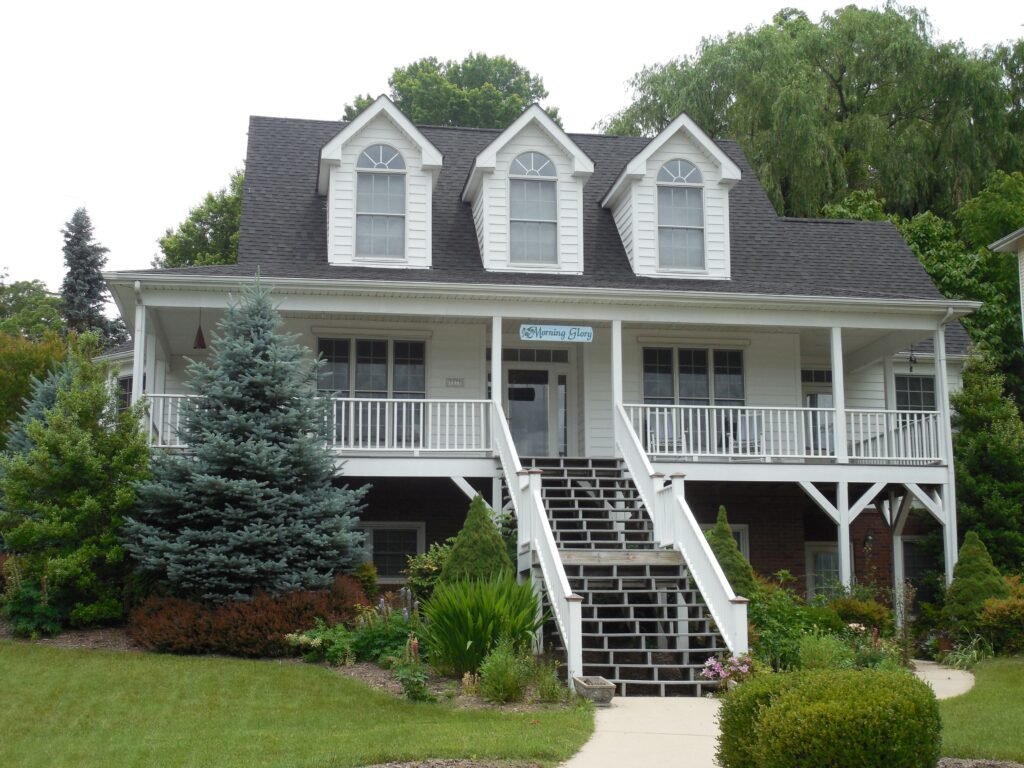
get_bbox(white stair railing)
[615,404,749,655]
[491,401,582,681]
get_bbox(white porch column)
[837,481,852,587]
[891,491,914,626]
[882,358,896,410]
[611,319,623,407]
[491,316,502,406]
[830,327,849,463]
[934,323,959,582]
[935,323,958,585]
[145,331,158,396]
[131,284,146,406]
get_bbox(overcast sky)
[0,0,1018,300]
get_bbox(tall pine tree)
[59,208,128,347]
[123,281,366,602]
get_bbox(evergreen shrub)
[829,596,893,634]
[943,531,1010,638]
[752,670,940,768]
[422,574,541,676]
[718,670,940,768]
[440,495,512,584]
[705,506,757,598]
[747,581,845,670]
[124,282,366,602]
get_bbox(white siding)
[611,188,634,268]
[582,326,614,456]
[620,330,801,406]
[328,113,432,269]
[474,122,585,275]
[631,134,730,280]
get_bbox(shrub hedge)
[128,575,366,657]
[717,669,941,768]
[979,576,1024,654]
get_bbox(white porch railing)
[615,404,749,654]
[327,398,491,452]
[625,403,944,464]
[146,394,492,453]
[148,394,189,448]
[846,409,942,463]
[491,401,582,682]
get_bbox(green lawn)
[940,657,1024,762]
[0,642,593,768]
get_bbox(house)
[103,97,976,695]
[990,225,1024,349]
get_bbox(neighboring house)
[990,226,1024,350]
[104,97,976,695]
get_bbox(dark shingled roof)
[145,116,948,304]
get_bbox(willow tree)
[605,6,1020,218]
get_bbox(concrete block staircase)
[520,457,728,696]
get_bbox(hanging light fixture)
[908,343,916,373]
[193,307,207,350]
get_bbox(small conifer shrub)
[943,531,1010,638]
[439,495,512,584]
[705,506,758,598]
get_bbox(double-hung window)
[657,159,705,270]
[318,338,426,447]
[894,374,936,411]
[641,347,746,453]
[509,151,557,265]
[356,144,405,259]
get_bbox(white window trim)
[655,162,707,274]
[804,540,856,598]
[355,145,407,262]
[700,522,750,559]
[640,346,746,406]
[507,157,559,267]
[315,336,430,399]
[361,521,426,583]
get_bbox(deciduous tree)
[155,171,243,268]
[345,53,559,128]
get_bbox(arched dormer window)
[509,151,557,264]
[356,144,406,258]
[657,159,704,270]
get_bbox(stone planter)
[572,675,616,706]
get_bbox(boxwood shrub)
[717,669,940,768]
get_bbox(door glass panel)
[508,369,549,456]
[804,392,834,454]
[557,374,567,457]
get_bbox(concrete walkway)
[561,662,974,768]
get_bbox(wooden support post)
[837,481,852,587]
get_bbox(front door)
[508,370,549,456]
[504,366,571,457]
[804,391,834,454]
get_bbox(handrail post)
[566,594,583,681]
[669,473,686,545]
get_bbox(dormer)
[319,96,442,269]
[462,105,594,275]
[601,113,741,280]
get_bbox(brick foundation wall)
[339,476,492,547]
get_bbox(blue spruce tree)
[124,281,366,602]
